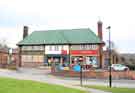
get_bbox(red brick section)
[52,70,135,79]
[0,50,8,67]
[128,71,135,80]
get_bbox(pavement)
[1,68,135,93]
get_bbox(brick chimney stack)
[97,20,103,68]
[97,20,103,40]
[23,26,28,39]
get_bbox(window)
[27,46,32,50]
[54,45,59,51]
[21,55,33,62]
[80,45,98,50]
[80,45,87,50]
[21,55,26,62]
[27,55,33,62]
[33,46,44,50]
[33,55,39,62]
[33,55,44,62]
[22,55,44,62]
[49,46,52,51]
[22,46,27,50]
[90,45,97,50]
[22,46,32,50]
[80,45,84,50]
[38,56,44,62]
[61,45,64,50]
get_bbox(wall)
[20,45,44,67]
[19,44,102,68]
[0,52,8,68]
[53,70,132,79]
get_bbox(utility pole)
[80,63,83,86]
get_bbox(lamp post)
[106,26,112,88]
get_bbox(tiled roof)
[18,28,102,45]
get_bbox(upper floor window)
[49,46,52,51]
[61,45,64,50]
[54,45,59,51]
[22,46,32,50]
[80,45,97,50]
[80,45,87,50]
[48,45,65,51]
[33,46,44,50]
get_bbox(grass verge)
[0,77,86,93]
[85,85,135,93]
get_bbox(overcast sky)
[0,0,134,53]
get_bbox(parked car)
[110,64,129,71]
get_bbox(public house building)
[17,21,104,68]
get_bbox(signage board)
[70,50,98,55]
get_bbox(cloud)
[0,0,134,53]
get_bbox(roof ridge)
[34,28,90,32]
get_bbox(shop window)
[71,56,83,65]
[85,56,98,68]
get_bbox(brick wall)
[52,70,133,79]
[0,52,8,67]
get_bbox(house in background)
[103,49,119,68]
[17,21,105,68]
[0,47,8,67]
[118,53,135,70]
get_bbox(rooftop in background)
[17,28,102,45]
[0,47,8,53]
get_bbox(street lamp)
[106,26,112,88]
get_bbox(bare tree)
[0,38,8,48]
